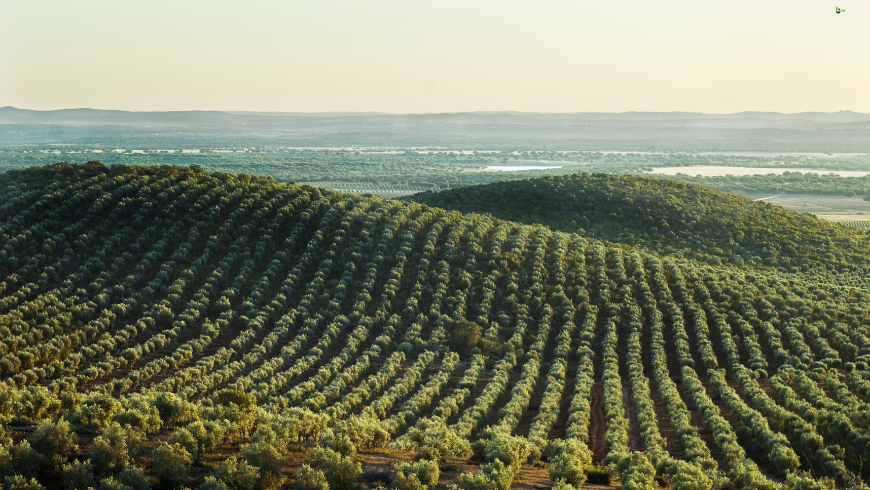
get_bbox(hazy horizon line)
[2,106,867,117]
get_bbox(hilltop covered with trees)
[406,173,870,273]
[660,171,870,197]
[0,163,868,490]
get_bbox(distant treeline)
[662,172,870,196]
[3,147,870,195]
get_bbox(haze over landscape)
[2,1,870,113]
[1,2,870,490]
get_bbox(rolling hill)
[0,163,868,490]
[406,173,870,273]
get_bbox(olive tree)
[150,443,192,485]
[392,459,439,490]
[3,475,46,490]
[293,464,329,490]
[618,452,656,490]
[92,423,142,476]
[27,419,77,470]
[547,439,592,488]
[61,459,97,489]
[305,446,362,490]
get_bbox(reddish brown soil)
[588,382,608,461]
[673,380,730,471]
[350,362,413,417]
[646,378,684,458]
[701,377,784,481]
[445,366,490,426]
[385,362,444,418]
[513,362,552,437]
[622,385,644,452]
[549,371,575,439]
[482,371,521,429]
[415,362,470,421]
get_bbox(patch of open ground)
[735,193,870,222]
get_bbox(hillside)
[0,163,869,490]
[405,173,870,272]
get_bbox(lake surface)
[487,165,564,171]
[648,166,870,177]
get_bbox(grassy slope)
[406,173,870,271]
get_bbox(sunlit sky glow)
[1,0,868,113]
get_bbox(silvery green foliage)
[305,446,362,490]
[618,452,656,490]
[150,443,192,484]
[547,439,592,488]
[392,459,439,490]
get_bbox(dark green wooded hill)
[405,173,870,271]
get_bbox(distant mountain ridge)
[1,106,869,150]
[2,106,869,122]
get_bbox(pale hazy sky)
[1,0,868,113]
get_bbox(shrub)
[2,475,45,490]
[456,459,513,490]
[68,392,122,432]
[481,430,529,472]
[213,457,260,490]
[61,459,96,490]
[97,476,132,490]
[168,428,200,463]
[196,476,231,490]
[784,471,839,490]
[9,441,46,477]
[547,439,592,487]
[549,480,574,490]
[150,443,192,484]
[14,386,60,422]
[154,393,198,429]
[92,423,142,476]
[293,464,329,490]
[403,419,470,463]
[330,416,389,451]
[242,440,285,476]
[113,395,162,434]
[118,465,151,490]
[459,430,529,490]
[213,389,255,412]
[0,385,20,422]
[584,465,611,486]
[0,424,12,447]
[617,452,656,490]
[27,418,77,470]
[392,459,439,490]
[305,446,362,490]
[660,459,713,490]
